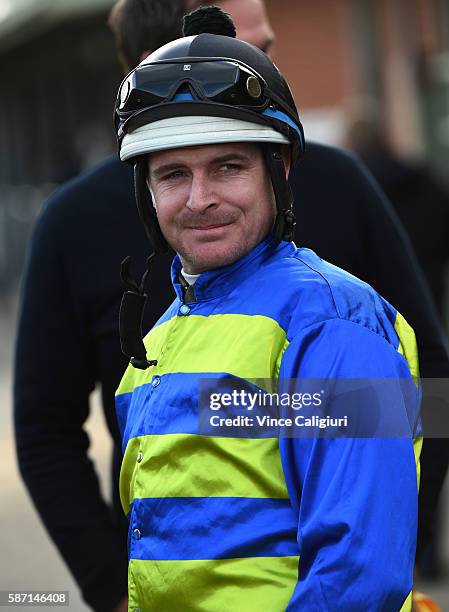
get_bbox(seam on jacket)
[288,316,406,361]
[292,252,343,319]
[288,253,398,347]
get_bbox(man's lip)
[188,222,233,230]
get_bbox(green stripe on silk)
[394,311,419,385]
[116,313,289,396]
[128,556,299,612]
[120,434,289,515]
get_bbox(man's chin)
[180,241,247,274]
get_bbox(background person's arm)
[14,196,128,612]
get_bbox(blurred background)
[1,0,449,609]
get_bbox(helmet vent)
[182,6,237,38]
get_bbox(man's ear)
[146,177,155,207]
[146,155,152,192]
[281,145,291,178]
[146,168,157,210]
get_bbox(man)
[114,7,420,609]
[14,0,446,610]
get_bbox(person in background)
[14,0,448,610]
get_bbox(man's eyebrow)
[150,152,254,178]
[150,162,186,179]
[210,152,254,165]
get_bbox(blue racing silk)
[116,238,420,612]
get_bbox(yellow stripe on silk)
[120,434,289,515]
[128,556,299,612]
[394,311,422,491]
[394,311,419,385]
[414,436,423,490]
[116,313,289,396]
[400,591,412,612]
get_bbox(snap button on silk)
[133,528,141,540]
[136,451,143,463]
[151,376,161,388]
[179,304,190,315]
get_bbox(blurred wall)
[266,0,357,144]
[0,11,121,293]
[265,0,449,167]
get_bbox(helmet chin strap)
[117,161,169,371]
[263,144,296,244]
[119,254,158,370]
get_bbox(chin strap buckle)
[283,208,296,241]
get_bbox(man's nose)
[186,172,218,213]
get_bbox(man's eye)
[221,163,241,173]
[164,170,186,181]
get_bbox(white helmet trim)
[120,115,289,161]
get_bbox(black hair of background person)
[14,1,449,610]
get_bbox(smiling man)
[113,7,421,611]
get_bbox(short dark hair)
[108,0,188,72]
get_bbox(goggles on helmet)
[117,58,268,118]
[116,57,304,157]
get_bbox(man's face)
[216,0,275,55]
[147,142,276,274]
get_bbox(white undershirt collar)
[181,269,200,286]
